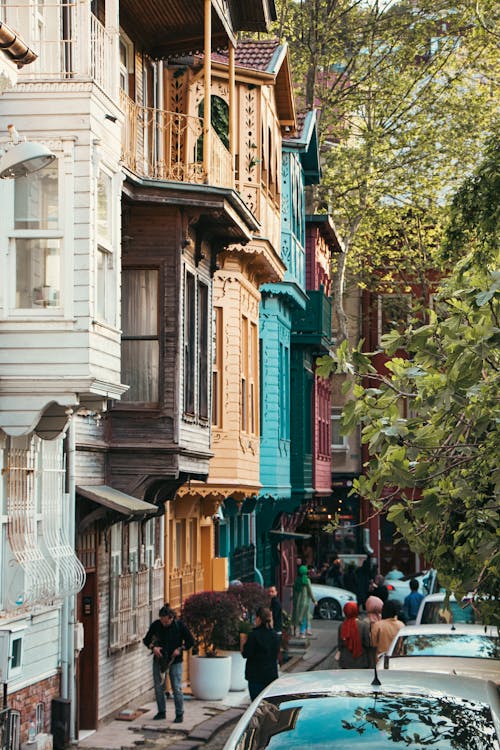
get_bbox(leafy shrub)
[181,591,241,657]
[227,582,269,619]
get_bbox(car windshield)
[234,692,498,750]
[392,633,500,659]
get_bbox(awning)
[76,485,158,519]
[269,530,311,541]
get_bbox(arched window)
[196,95,229,161]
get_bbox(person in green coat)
[292,565,317,637]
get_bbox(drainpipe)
[63,408,77,742]
[250,511,264,586]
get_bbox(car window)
[393,633,500,659]
[234,693,497,749]
[420,601,476,624]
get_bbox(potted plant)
[181,591,241,700]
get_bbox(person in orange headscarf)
[364,596,384,667]
[337,601,371,669]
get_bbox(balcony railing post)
[203,0,211,181]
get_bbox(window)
[109,518,165,650]
[378,294,411,343]
[184,272,196,414]
[212,307,223,427]
[119,31,134,96]
[121,269,159,403]
[241,316,258,435]
[196,95,230,161]
[198,281,209,419]
[96,170,116,325]
[183,270,210,421]
[331,406,348,451]
[279,342,290,440]
[11,159,62,311]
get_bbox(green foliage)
[275,0,498,338]
[442,128,500,266]
[181,591,241,657]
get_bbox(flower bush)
[181,591,241,657]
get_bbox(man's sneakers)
[173,714,184,723]
[153,711,166,720]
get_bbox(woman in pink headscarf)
[336,602,370,669]
[364,596,384,666]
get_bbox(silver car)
[377,623,500,683]
[309,582,356,620]
[223,669,500,749]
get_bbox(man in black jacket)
[143,605,194,722]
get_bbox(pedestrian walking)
[355,554,372,608]
[364,595,384,667]
[403,578,424,624]
[370,599,404,658]
[336,602,371,668]
[241,606,280,701]
[143,605,194,722]
[292,564,317,637]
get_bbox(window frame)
[331,406,349,452]
[95,168,117,326]
[3,156,67,318]
[120,267,160,406]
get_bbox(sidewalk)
[77,619,338,750]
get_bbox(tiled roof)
[213,38,281,73]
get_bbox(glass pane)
[198,282,208,418]
[97,249,106,320]
[16,238,61,309]
[14,160,58,230]
[121,339,159,402]
[97,171,112,245]
[122,269,158,336]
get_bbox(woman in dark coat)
[337,601,371,669]
[241,606,280,701]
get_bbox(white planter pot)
[219,650,247,692]
[189,654,231,700]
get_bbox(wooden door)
[77,571,98,729]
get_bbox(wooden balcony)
[292,289,333,350]
[120,92,233,188]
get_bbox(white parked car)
[415,592,477,624]
[223,669,500,749]
[377,623,500,683]
[309,583,357,620]
[386,569,439,602]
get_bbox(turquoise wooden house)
[255,111,321,602]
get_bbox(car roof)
[394,623,497,637]
[257,669,500,711]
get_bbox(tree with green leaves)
[318,134,499,619]
[275,0,498,340]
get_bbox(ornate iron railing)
[120,91,233,188]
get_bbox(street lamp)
[0,125,55,179]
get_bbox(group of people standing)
[337,598,404,668]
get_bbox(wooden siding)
[259,295,292,495]
[207,264,261,488]
[4,608,61,695]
